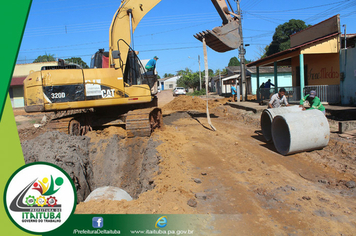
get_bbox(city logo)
[155,216,167,228]
[92,217,104,228]
[4,162,76,234]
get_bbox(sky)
[17,0,356,77]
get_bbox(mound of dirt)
[21,131,93,202]
[162,95,231,112]
[21,126,162,203]
[162,96,208,111]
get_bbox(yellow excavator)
[23,0,241,137]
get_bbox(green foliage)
[244,59,253,64]
[33,53,56,63]
[221,68,228,75]
[177,68,200,91]
[265,19,310,57]
[64,57,89,68]
[163,73,175,78]
[208,69,214,76]
[228,56,240,66]
[227,57,252,67]
[188,89,206,96]
[201,69,214,78]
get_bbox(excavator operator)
[145,56,159,73]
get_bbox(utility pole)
[202,37,216,131]
[343,24,347,49]
[236,0,246,101]
[188,56,202,90]
[198,55,202,90]
[219,71,221,95]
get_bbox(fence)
[304,85,340,104]
[257,85,340,104]
[257,87,301,103]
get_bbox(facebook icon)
[92,217,104,228]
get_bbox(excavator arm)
[109,0,240,73]
[109,0,161,71]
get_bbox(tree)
[65,57,89,68]
[33,53,56,63]
[163,73,175,78]
[216,68,228,76]
[227,57,252,67]
[265,19,310,57]
[177,68,200,91]
[228,56,240,66]
[201,69,215,83]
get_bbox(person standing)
[231,84,237,102]
[145,56,158,72]
[299,90,326,115]
[259,82,265,100]
[264,79,274,89]
[268,88,289,108]
[264,79,275,99]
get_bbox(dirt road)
[17,91,356,235]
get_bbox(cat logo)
[102,89,115,98]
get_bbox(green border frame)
[0,0,32,120]
[3,162,77,235]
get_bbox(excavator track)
[45,109,93,135]
[126,107,162,138]
[46,117,74,134]
[45,107,162,138]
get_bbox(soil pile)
[21,127,161,203]
[162,96,208,111]
[21,131,93,202]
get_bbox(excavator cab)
[90,49,109,68]
[194,0,241,52]
[123,50,157,91]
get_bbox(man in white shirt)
[268,88,289,108]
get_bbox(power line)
[17,46,204,63]
[20,41,107,52]
[248,0,351,13]
[304,0,355,23]
[342,10,356,17]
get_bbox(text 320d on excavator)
[23,0,241,137]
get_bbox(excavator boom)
[23,0,241,137]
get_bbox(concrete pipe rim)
[261,109,273,142]
[272,115,291,156]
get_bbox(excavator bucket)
[194,19,241,53]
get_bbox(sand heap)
[162,96,210,111]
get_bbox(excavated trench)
[21,128,162,203]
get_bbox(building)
[247,15,348,104]
[212,66,292,97]
[158,76,181,91]
[340,34,356,105]
[249,66,292,95]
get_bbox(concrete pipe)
[271,109,330,155]
[84,186,133,202]
[261,106,302,142]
